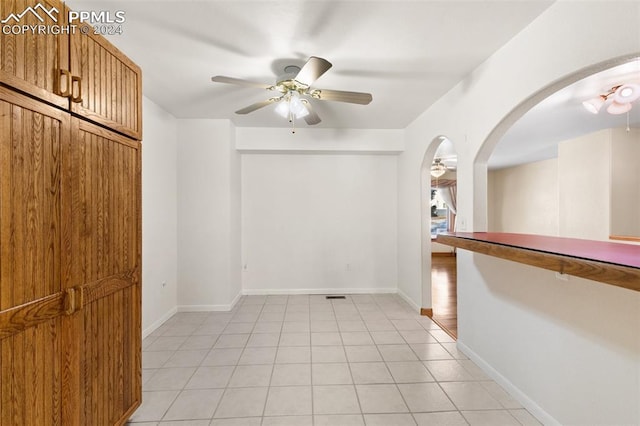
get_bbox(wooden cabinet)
[0,2,142,425]
[0,0,142,140]
[70,31,142,140]
[71,119,141,424]
[0,85,76,426]
[0,0,69,109]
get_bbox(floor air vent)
[325,295,346,300]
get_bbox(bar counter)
[436,232,640,292]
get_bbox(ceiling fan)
[431,157,457,178]
[211,56,373,128]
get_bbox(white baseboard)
[228,291,242,310]
[177,291,242,313]
[457,340,559,426]
[177,305,231,312]
[241,287,397,296]
[142,306,177,339]
[396,288,421,312]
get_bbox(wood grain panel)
[1,5,142,421]
[82,287,139,425]
[71,119,139,284]
[70,31,142,140]
[0,85,72,426]
[0,0,69,108]
[70,118,141,424]
[0,318,63,426]
[0,87,65,310]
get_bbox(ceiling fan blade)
[212,75,272,89]
[301,100,321,125]
[313,88,372,105]
[235,98,277,114]
[294,56,332,87]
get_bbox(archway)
[420,136,458,337]
[473,54,640,232]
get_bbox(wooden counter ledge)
[436,232,640,293]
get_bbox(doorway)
[423,137,458,338]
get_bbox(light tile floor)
[129,294,541,426]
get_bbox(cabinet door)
[69,118,141,424]
[70,32,142,140]
[0,0,70,109]
[0,87,80,425]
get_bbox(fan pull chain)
[627,110,630,132]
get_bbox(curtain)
[440,185,457,214]
[447,184,457,232]
[431,179,457,232]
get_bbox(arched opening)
[474,54,640,234]
[420,136,458,338]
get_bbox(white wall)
[141,97,178,336]
[488,159,559,235]
[458,251,640,425]
[229,125,242,303]
[177,119,241,310]
[431,242,453,253]
[236,127,403,153]
[558,129,611,241]
[398,1,640,424]
[489,129,640,241]
[241,153,398,294]
[610,128,640,238]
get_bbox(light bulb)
[274,100,289,118]
[607,101,632,115]
[582,96,605,114]
[430,164,446,178]
[287,92,311,118]
[613,83,640,104]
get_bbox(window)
[430,188,449,238]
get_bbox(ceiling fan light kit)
[613,83,640,104]
[582,95,606,114]
[583,83,640,115]
[430,159,447,178]
[606,100,632,115]
[211,56,373,133]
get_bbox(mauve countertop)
[439,232,640,269]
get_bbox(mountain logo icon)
[1,3,59,24]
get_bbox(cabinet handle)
[63,288,76,315]
[63,286,84,315]
[59,69,72,97]
[71,75,83,103]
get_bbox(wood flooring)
[431,255,458,339]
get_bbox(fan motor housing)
[274,65,309,94]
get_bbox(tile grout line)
[339,295,367,424]
[158,312,212,422]
[204,305,237,423]
[136,294,540,425]
[308,296,316,426]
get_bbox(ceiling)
[67,0,552,130]
[67,1,639,169]
[490,59,640,169]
